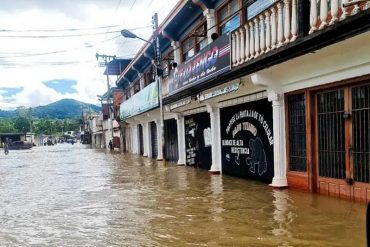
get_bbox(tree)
[0,119,15,133]
[13,116,30,133]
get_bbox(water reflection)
[0,144,367,246]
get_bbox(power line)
[0,34,122,59]
[0,24,122,33]
[0,26,151,39]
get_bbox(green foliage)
[0,118,15,133]
[13,116,31,132]
[0,99,100,119]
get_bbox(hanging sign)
[220,99,274,183]
[120,81,158,120]
[168,33,231,95]
[167,97,192,111]
[198,82,240,102]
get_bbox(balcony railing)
[309,0,369,33]
[231,0,298,67]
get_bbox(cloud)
[0,0,178,110]
[0,87,24,97]
[43,79,77,94]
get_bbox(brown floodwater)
[0,144,366,246]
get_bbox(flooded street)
[0,144,366,246]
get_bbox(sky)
[0,0,178,110]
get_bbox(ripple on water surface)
[0,144,366,246]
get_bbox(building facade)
[115,0,370,201]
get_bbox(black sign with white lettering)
[220,99,274,183]
[168,33,231,95]
[185,112,212,170]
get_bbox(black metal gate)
[352,84,370,183]
[164,119,178,163]
[138,124,144,155]
[150,121,158,158]
[317,89,346,179]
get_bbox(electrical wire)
[0,25,151,39]
[0,25,122,33]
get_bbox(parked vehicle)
[8,141,33,150]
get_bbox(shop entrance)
[315,83,370,201]
[185,112,212,170]
[164,119,178,163]
[150,121,158,158]
[138,124,144,155]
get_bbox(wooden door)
[315,83,370,202]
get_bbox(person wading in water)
[4,138,9,155]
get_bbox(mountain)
[0,99,101,119]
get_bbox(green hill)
[0,99,100,119]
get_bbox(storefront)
[220,99,274,183]
[149,121,158,158]
[286,77,370,201]
[164,119,179,163]
[184,112,212,169]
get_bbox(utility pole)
[96,53,116,149]
[152,13,166,165]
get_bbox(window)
[163,50,174,77]
[195,22,208,51]
[181,21,208,62]
[182,36,196,62]
[218,0,241,35]
[287,93,307,172]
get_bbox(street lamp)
[120,13,166,165]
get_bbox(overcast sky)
[0,0,177,110]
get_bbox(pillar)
[132,124,139,154]
[156,120,163,160]
[203,9,216,44]
[207,105,222,174]
[143,122,149,157]
[268,92,288,188]
[176,114,186,165]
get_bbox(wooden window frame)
[217,0,244,35]
[181,20,207,62]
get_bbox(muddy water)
[0,144,366,246]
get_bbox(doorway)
[315,83,370,201]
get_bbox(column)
[268,92,288,188]
[143,122,149,157]
[291,0,298,41]
[271,7,277,49]
[277,2,284,47]
[156,120,163,160]
[176,114,186,165]
[244,24,250,60]
[329,0,339,25]
[319,0,328,30]
[309,0,318,33]
[283,0,291,43]
[171,41,181,65]
[235,31,240,65]
[132,125,139,154]
[203,9,217,44]
[239,28,245,63]
[207,105,222,174]
[265,11,271,52]
[259,14,266,53]
[253,18,260,57]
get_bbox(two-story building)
[116,0,370,202]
